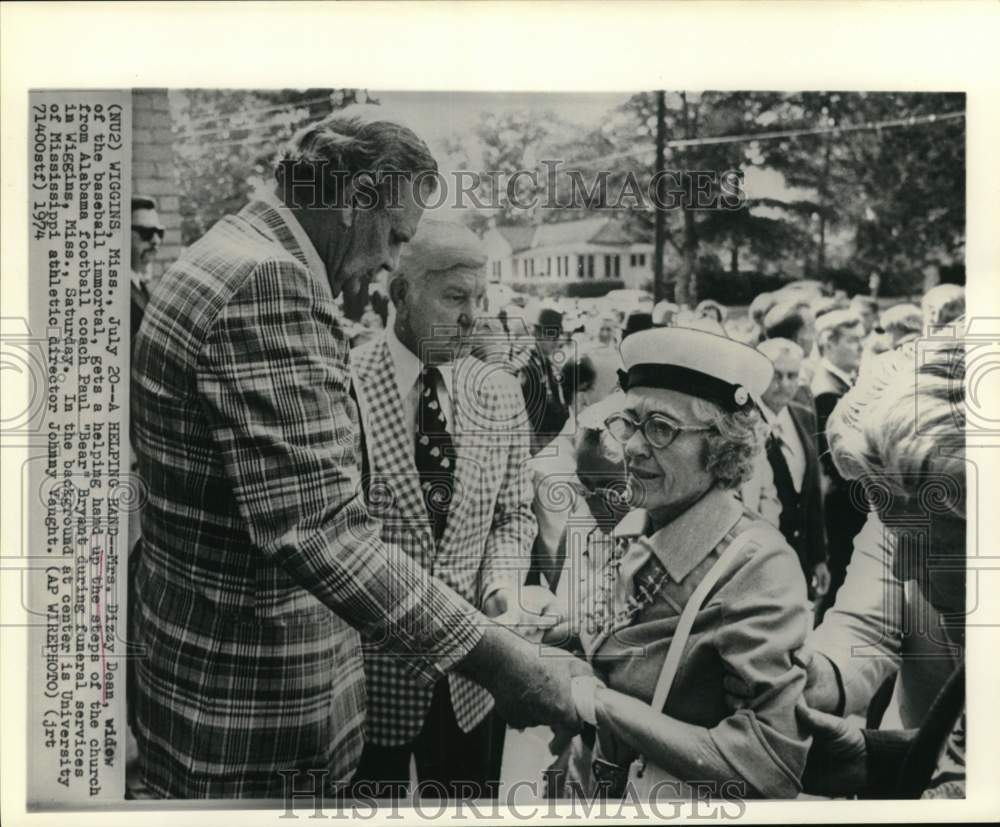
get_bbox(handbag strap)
[648,525,772,714]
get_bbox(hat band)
[618,364,750,413]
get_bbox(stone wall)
[131,89,182,277]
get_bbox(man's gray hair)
[275,104,438,205]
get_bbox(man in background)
[577,314,623,410]
[761,298,818,391]
[349,219,542,797]
[129,195,165,355]
[811,309,867,616]
[518,304,571,456]
[757,338,830,603]
[849,294,880,337]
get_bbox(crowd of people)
[126,105,968,804]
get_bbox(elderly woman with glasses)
[555,326,812,800]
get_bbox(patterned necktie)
[414,365,455,543]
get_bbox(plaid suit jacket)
[129,200,483,798]
[351,337,537,745]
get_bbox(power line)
[174,106,965,173]
[570,110,965,169]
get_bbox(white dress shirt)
[763,403,807,494]
[385,325,453,440]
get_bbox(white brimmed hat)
[618,326,773,412]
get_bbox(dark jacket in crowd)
[519,348,570,456]
[766,398,828,581]
[812,363,868,614]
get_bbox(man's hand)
[796,699,867,797]
[484,585,562,644]
[723,646,844,715]
[793,647,844,714]
[812,562,831,598]
[458,621,591,731]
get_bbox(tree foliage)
[455,91,965,302]
[170,88,375,245]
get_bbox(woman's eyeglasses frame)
[603,411,713,450]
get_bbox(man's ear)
[336,188,355,230]
[340,173,378,229]
[388,274,408,309]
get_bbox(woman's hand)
[795,699,867,797]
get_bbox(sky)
[374,90,805,208]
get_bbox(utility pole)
[653,90,667,302]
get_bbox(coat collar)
[351,337,432,532]
[613,486,744,583]
[251,187,329,284]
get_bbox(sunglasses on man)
[133,225,165,242]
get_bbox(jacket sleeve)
[810,512,902,715]
[196,257,484,685]
[479,373,538,605]
[707,538,813,797]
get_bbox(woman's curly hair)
[690,398,769,489]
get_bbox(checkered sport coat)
[129,199,484,798]
[351,337,537,745]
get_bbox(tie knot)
[421,365,440,386]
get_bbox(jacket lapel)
[352,338,432,538]
[437,357,489,551]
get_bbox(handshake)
[456,585,599,732]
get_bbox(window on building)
[588,255,595,279]
[564,256,569,277]
[629,254,636,267]
[614,255,621,278]
[639,253,646,266]
[603,255,611,278]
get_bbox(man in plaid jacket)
[350,220,547,796]
[129,109,585,798]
